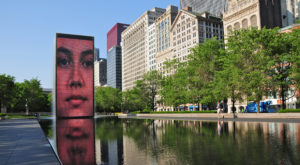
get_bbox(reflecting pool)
[39,117,300,165]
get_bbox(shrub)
[0,113,7,117]
[278,109,300,113]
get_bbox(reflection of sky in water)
[39,117,300,165]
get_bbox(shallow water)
[39,117,300,165]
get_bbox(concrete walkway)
[0,119,60,165]
[119,113,300,123]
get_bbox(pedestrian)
[217,101,223,118]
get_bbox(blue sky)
[0,0,180,88]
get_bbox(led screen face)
[57,119,95,165]
[56,34,94,117]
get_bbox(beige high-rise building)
[146,23,156,71]
[157,8,224,76]
[170,8,224,65]
[155,5,179,75]
[121,7,165,91]
[156,8,224,111]
[223,0,282,38]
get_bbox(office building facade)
[107,23,130,52]
[223,0,282,38]
[107,46,122,89]
[122,7,165,90]
[94,58,107,87]
[107,23,129,89]
[155,6,178,74]
[156,8,223,111]
[180,0,227,17]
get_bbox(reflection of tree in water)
[123,119,300,165]
[39,119,53,138]
[95,117,123,141]
[123,119,157,151]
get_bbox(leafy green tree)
[95,86,122,113]
[122,86,147,112]
[266,29,295,109]
[138,70,162,111]
[0,74,16,112]
[160,60,188,110]
[227,28,276,112]
[14,79,49,113]
[290,29,300,102]
[186,38,225,109]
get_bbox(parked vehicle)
[245,101,277,113]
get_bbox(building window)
[250,15,257,27]
[234,22,240,30]
[242,19,248,29]
[227,25,232,34]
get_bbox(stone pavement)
[0,119,60,165]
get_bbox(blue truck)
[245,101,278,113]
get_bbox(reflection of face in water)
[57,119,95,165]
[56,35,94,117]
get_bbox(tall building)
[223,0,282,38]
[107,23,129,89]
[107,23,129,52]
[122,7,166,90]
[156,8,223,111]
[155,6,178,74]
[281,0,300,27]
[146,23,157,71]
[94,58,107,87]
[180,0,227,17]
[94,48,99,61]
[107,46,122,89]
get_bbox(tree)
[214,48,244,112]
[227,28,276,112]
[290,29,300,102]
[14,79,49,113]
[266,29,294,109]
[186,38,225,109]
[0,74,16,113]
[95,87,122,113]
[122,86,147,112]
[139,70,162,111]
[160,60,188,111]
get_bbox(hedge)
[278,109,300,113]
[130,110,217,114]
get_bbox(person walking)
[217,101,223,118]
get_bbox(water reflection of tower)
[95,118,124,165]
[99,138,123,165]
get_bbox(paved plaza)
[0,119,60,165]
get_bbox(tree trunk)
[280,85,286,110]
[256,101,260,113]
[232,89,236,113]
[193,100,196,111]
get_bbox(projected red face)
[57,119,95,165]
[56,36,94,117]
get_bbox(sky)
[0,0,180,88]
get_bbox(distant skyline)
[0,0,180,88]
